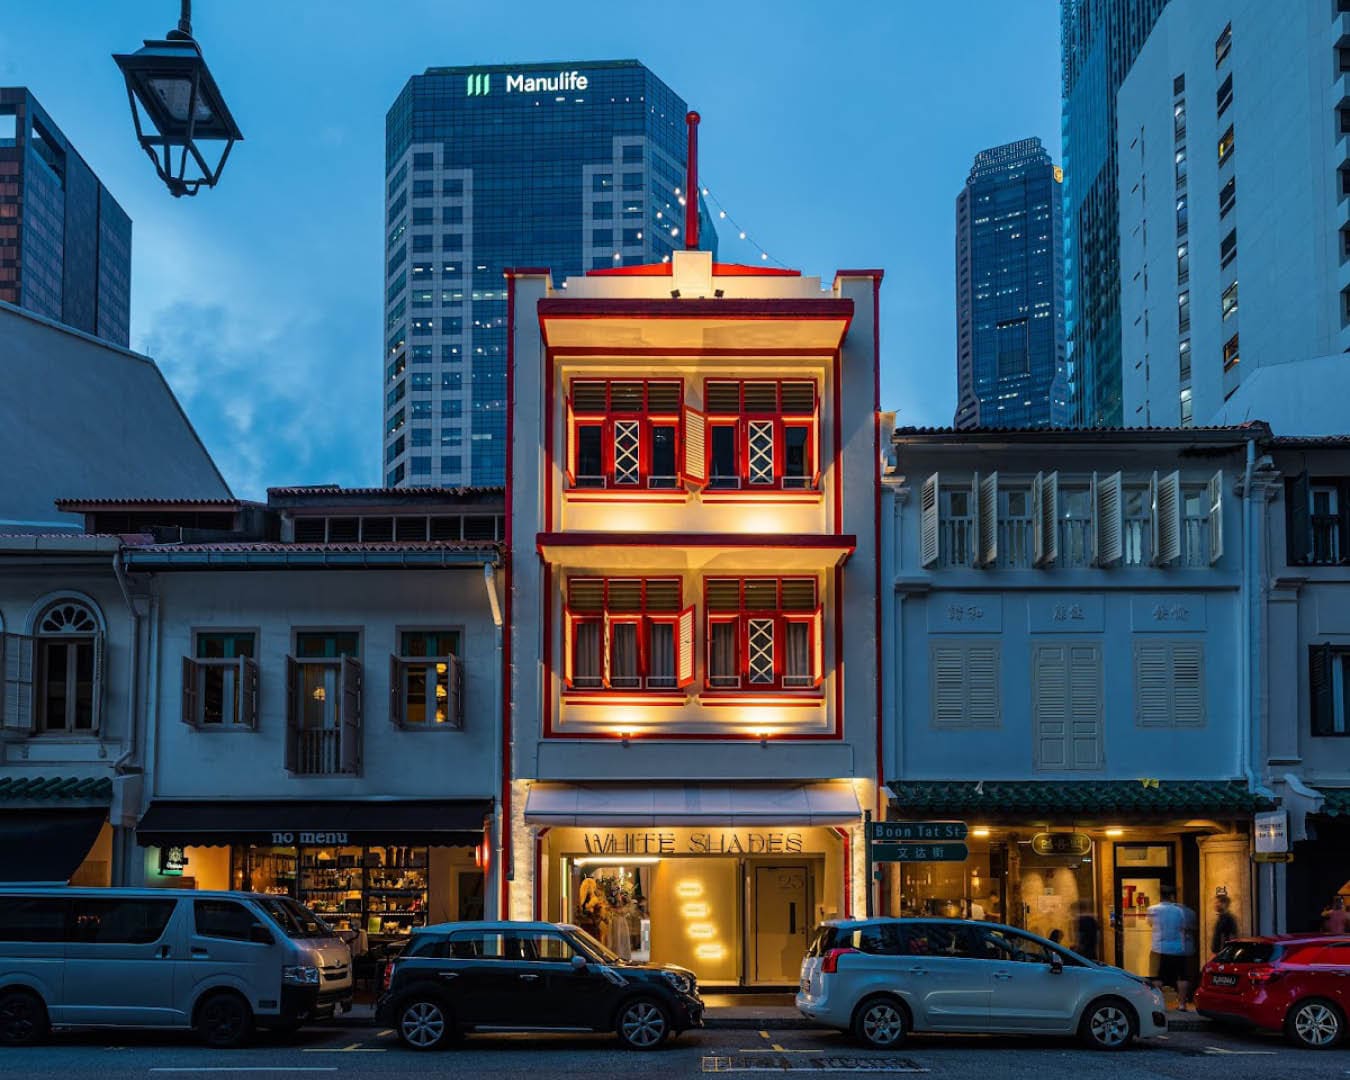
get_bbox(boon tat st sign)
[870,821,968,863]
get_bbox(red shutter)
[602,613,613,688]
[565,395,576,486]
[683,406,707,487]
[677,605,695,688]
[563,606,574,688]
[181,656,199,726]
[812,604,824,686]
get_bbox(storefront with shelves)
[136,799,491,944]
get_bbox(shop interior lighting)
[971,827,991,838]
[574,855,662,867]
[1105,827,1125,837]
[681,903,709,919]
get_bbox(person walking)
[1211,893,1238,956]
[1074,901,1100,961]
[1323,895,1350,934]
[1148,887,1196,1010]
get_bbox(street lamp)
[113,0,242,197]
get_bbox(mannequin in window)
[577,871,607,939]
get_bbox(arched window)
[33,598,104,734]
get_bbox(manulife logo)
[466,72,491,97]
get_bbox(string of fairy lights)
[653,181,792,269]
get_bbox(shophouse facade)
[881,424,1271,976]
[504,249,883,987]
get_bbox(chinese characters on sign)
[946,604,985,622]
[1052,604,1085,622]
[1151,603,1191,622]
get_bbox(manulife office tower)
[382,60,715,487]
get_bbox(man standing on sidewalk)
[1148,887,1196,1010]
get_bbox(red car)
[1196,935,1350,1049]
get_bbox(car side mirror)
[250,925,276,946]
[1049,957,1064,975]
[570,954,588,970]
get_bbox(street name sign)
[871,841,970,863]
[871,820,968,843]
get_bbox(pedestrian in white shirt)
[1147,886,1196,1010]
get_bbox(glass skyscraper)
[382,60,715,487]
[0,88,131,348]
[953,138,1065,430]
[1060,0,1169,426]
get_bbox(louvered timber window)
[929,640,1001,728]
[564,577,692,691]
[1134,639,1205,727]
[1310,644,1350,736]
[704,577,822,691]
[704,379,818,491]
[1032,643,1103,771]
[183,632,258,728]
[567,379,685,489]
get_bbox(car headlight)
[282,965,320,986]
[661,970,694,995]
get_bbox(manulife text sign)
[466,70,589,97]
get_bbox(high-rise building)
[382,60,715,487]
[1119,0,1350,434]
[954,138,1066,429]
[0,88,132,348]
[1060,0,1170,426]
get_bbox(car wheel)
[852,995,908,1049]
[616,998,670,1050]
[1285,998,1344,1049]
[397,998,454,1051]
[195,991,254,1049]
[1079,997,1135,1051]
[0,990,49,1047]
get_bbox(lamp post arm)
[170,0,193,40]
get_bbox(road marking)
[300,1045,386,1052]
[1203,1046,1278,1055]
[377,1028,394,1036]
[702,1054,929,1073]
[149,1070,338,1074]
[736,1048,823,1054]
[759,1030,771,1039]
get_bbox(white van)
[0,888,352,1047]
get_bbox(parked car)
[376,920,702,1050]
[0,888,351,1048]
[1195,934,1350,1049]
[796,917,1166,1050]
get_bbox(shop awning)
[0,809,109,884]
[136,799,492,847]
[886,780,1271,821]
[524,782,861,827]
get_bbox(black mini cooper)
[376,921,703,1050]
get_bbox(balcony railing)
[1181,516,1210,568]
[293,728,344,776]
[929,512,1214,570]
[1312,515,1343,565]
[997,519,1034,569]
[1058,519,1093,568]
[939,518,975,567]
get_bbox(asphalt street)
[1,1022,1345,1080]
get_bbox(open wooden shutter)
[448,654,464,728]
[1311,643,1335,736]
[563,606,575,688]
[1289,472,1312,565]
[1035,471,1059,567]
[920,473,940,568]
[1094,471,1123,567]
[284,656,299,772]
[1134,640,1172,726]
[2,633,34,734]
[90,633,106,734]
[676,605,696,688]
[1207,471,1224,564]
[1153,470,1181,565]
[239,656,259,729]
[683,406,707,487]
[811,604,824,686]
[181,656,199,727]
[339,656,363,775]
[390,655,404,728]
[564,396,576,486]
[970,471,982,568]
[978,471,998,567]
[601,613,613,689]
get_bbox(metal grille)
[748,421,774,484]
[748,618,775,684]
[613,420,640,485]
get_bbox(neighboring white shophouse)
[504,249,884,987]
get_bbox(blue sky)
[1,2,1060,497]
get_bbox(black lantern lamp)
[113,0,242,197]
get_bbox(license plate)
[1211,973,1238,986]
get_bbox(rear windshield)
[257,897,332,939]
[806,925,839,958]
[1213,940,1279,964]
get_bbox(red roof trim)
[586,262,802,278]
[537,298,853,320]
[536,531,856,551]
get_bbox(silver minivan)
[797,918,1167,1051]
[0,888,352,1048]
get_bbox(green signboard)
[870,820,968,843]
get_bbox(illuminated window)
[1223,333,1240,370]
[1221,281,1238,320]
[1217,125,1235,166]
[704,578,821,692]
[392,631,462,728]
[567,379,683,490]
[564,578,691,692]
[704,380,818,491]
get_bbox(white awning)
[524,782,861,827]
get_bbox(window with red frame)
[704,577,822,691]
[703,380,818,491]
[568,380,694,489]
[564,577,695,691]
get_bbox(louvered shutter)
[1,633,33,734]
[676,605,696,688]
[390,655,404,728]
[563,606,575,688]
[1154,470,1181,565]
[449,654,464,728]
[683,406,707,486]
[601,614,613,689]
[1134,641,1172,726]
[1207,471,1224,564]
[1172,642,1205,726]
[930,644,966,727]
[284,656,300,772]
[1036,471,1059,567]
[1068,645,1103,769]
[181,657,199,727]
[1289,472,1312,565]
[1094,471,1123,567]
[1033,644,1068,767]
[89,633,105,734]
[565,396,576,486]
[239,656,259,729]
[920,474,940,568]
[978,472,998,567]
[1032,471,1044,565]
[339,656,362,775]
[811,604,824,686]
[971,471,982,568]
[1311,643,1335,736]
[966,644,1000,728]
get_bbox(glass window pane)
[650,424,676,485]
[709,622,738,687]
[610,623,640,688]
[710,426,737,488]
[73,899,176,944]
[648,622,675,689]
[577,426,603,486]
[573,621,602,687]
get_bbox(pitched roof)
[0,776,113,803]
[55,498,250,511]
[265,485,504,498]
[893,422,1269,440]
[886,780,1270,818]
